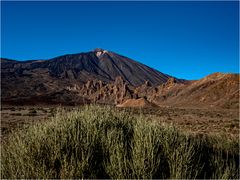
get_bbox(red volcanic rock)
[116,98,157,108]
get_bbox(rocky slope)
[151,73,239,109]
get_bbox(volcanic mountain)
[2,48,179,84]
[1,48,239,109]
[1,48,181,104]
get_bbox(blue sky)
[1,1,239,80]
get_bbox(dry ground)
[1,105,239,141]
[1,106,52,136]
[126,106,239,139]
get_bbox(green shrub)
[1,105,239,179]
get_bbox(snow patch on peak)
[95,50,108,58]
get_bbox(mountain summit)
[92,48,107,52]
[92,48,108,58]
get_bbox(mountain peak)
[92,48,108,58]
[93,48,106,52]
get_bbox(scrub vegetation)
[1,105,239,179]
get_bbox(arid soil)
[1,106,55,136]
[126,106,239,139]
[1,105,239,141]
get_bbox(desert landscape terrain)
[2,0,239,178]
[1,48,239,178]
[1,49,239,140]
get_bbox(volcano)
[2,48,181,86]
[1,48,182,103]
[1,49,238,109]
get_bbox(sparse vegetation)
[1,105,239,179]
[26,109,38,116]
[9,113,22,116]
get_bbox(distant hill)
[148,73,239,109]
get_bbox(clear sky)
[1,1,239,80]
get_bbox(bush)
[28,109,37,114]
[1,105,239,179]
